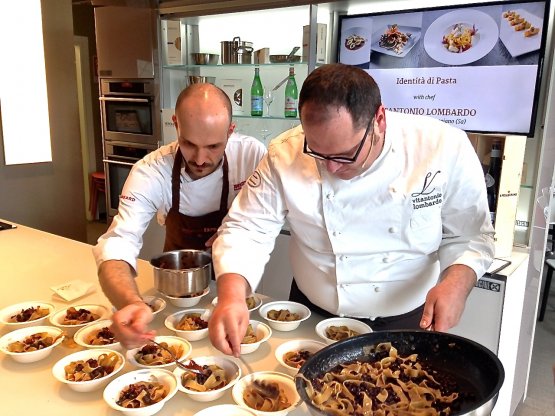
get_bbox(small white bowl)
[274,339,327,376]
[212,293,262,313]
[142,296,167,317]
[258,301,311,332]
[103,368,178,416]
[315,317,372,345]
[193,404,258,416]
[164,286,210,308]
[0,301,55,329]
[164,309,211,342]
[126,335,192,369]
[240,320,272,355]
[52,348,125,392]
[232,371,299,416]
[49,304,109,335]
[73,319,122,351]
[174,355,241,402]
[0,325,64,363]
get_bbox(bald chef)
[93,83,267,348]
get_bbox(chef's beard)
[186,160,216,179]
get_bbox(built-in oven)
[103,141,156,217]
[99,78,160,147]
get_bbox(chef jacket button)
[374,286,380,292]
[390,186,397,193]
[382,256,390,263]
[339,255,345,261]
[388,226,398,233]
[333,231,340,236]
[326,193,334,200]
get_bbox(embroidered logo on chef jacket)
[247,170,262,188]
[411,170,442,210]
[233,180,246,191]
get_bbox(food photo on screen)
[337,0,549,135]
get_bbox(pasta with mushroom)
[134,342,184,366]
[62,307,100,325]
[243,379,291,412]
[64,352,121,381]
[9,306,50,323]
[8,332,61,352]
[175,313,208,330]
[116,380,168,408]
[241,324,258,344]
[181,360,228,392]
[86,326,116,345]
[325,325,360,341]
[267,309,301,321]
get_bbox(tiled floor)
[514,284,555,416]
[86,221,554,414]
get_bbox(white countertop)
[0,222,319,415]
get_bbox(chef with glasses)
[208,63,494,357]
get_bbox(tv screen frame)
[337,0,551,136]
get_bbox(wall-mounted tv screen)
[337,0,550,136]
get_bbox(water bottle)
[485,140,502,225]
[251,66,263,117]
[284,66,298,118]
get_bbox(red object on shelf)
[89,171,106,220]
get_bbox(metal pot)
[150,249,211,297]
[221,36,253,64]
[296,330,504,416]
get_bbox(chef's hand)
[208,273,250,357]
[111,301,156,349]
[420,264,477,332]
[205,233,218,248]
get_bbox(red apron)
[163,150,229,251]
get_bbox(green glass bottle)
[251,66,263,116]
[284,65,298,118]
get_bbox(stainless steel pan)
[296,330,504,416]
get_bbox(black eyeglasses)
[303,117,374,164]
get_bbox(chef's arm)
[98,260,154,348]
[209,273,251,357]
[98,260,143,308]
[420,264,477,332]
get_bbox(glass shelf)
[520,184,534,189]
[163,62,307,70]
[232,114,299,121]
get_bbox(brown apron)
[163,150,229,251]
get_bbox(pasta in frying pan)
[302,342,461,415]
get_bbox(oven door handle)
[99,97,150,103]
[103,159,137,167]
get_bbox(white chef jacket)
[212,111,495,319]
[93,133,267,272]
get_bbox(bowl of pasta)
[103,368,179,416]
[296,330,505,416]
[193,404,257,416]
[258,301,311,332]
[74,319,121,351]
[142,296,167,317]
[232,371,300,416]
[314,317,372,345]
[274,339,327,376]
[240,320,272,355]
[0,325,64,363]
[212,293,263,314]
[164,286,210,308]
[164,308,211,342]
[52,348,125,392]
[0,300,55,329]
[126,336,192,369]
[174,356,241,402]
[49,304,109,335]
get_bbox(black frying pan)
[295,330,504,416]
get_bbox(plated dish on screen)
[424,9,498,65]
[371,24,421,58]
[499,8,543,57]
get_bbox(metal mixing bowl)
[150,249,211,297]
[269,54,302,63]
[187,76,216,85]
[190,53,220,65]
